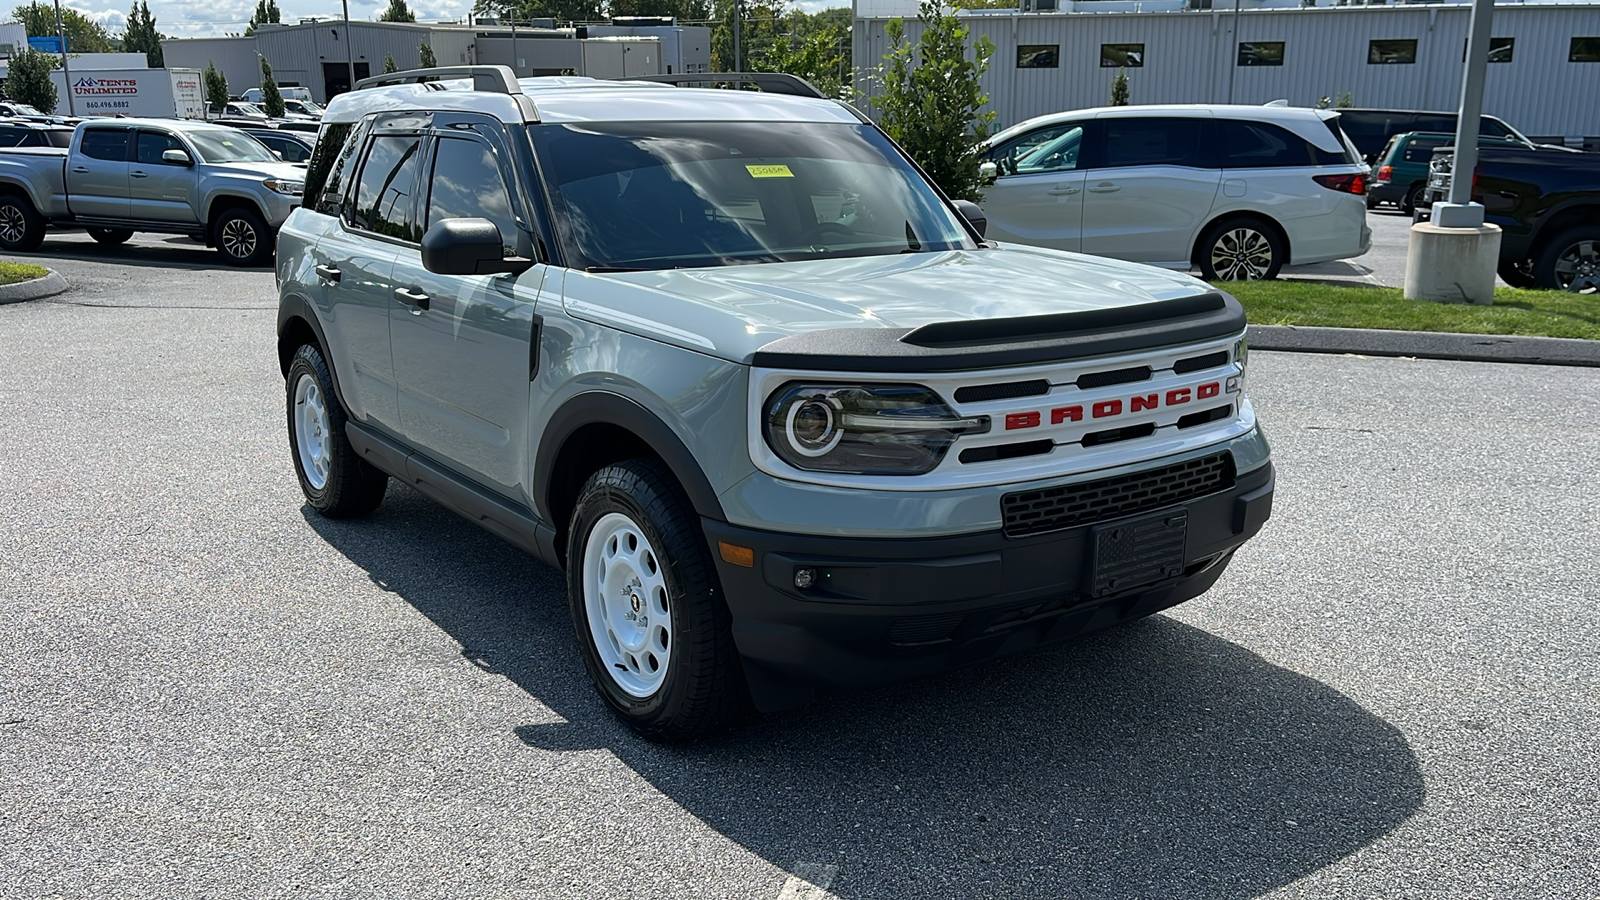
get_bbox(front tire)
[1532,227,1600,294]
[87,227,133,246]
[1199,218,1284,281]
[567,460,744,741]
[215,206,271,267]
[285,343,387,518]
[0,193,45,252]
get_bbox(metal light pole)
[1446,0,1495,216]
[733,0,743,72]
[510,11,519,77]
[53,0,75,115]
[1225,0,1240,104]
[341,0,356,92]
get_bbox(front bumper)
[703,460,1274,711]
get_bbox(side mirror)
[161,148,192,166]
[978,161,999,186]
[421,218,534,276]
[952,199,987,239]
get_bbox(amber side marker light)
[719,542,755,568]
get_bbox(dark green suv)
[1368,131,1527,214]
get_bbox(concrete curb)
[0,269,69,305]
[1249,324,1600,368]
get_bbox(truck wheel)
[1497,260,1538,289]
[0,193,45,252]
[567,459,744,741]
[87,227,133,246]
[1199,218,1284,281]
[215,207,271,267]
[1533,227,1600,294]
[285,343,387,518]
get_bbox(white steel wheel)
[293,372,333,491]
[583,512,674,698]
[1208,227,1276,281]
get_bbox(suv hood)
[561,245,1225,364]
[205,160,306,182]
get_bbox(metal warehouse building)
[852,0,1600,141]
[161,19,709,104]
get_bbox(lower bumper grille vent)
[1001,452,1235,538]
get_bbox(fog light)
[794,567,817,589]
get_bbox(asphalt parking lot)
[2,232,1597,899]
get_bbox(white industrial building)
[161,19,709,103]
[852,0,1600,142]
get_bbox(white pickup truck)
[0,117,306,266]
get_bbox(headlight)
[264,178,304,196]
[763,383,988,475]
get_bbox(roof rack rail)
[620,72,826,100]
[355,65,522,94]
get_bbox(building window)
[1017,45,1060,68]
[1368,39,1418,65]
[1463,37,1515,62]
[1237,41,1285,67]
[1101,43,1144,68]
[1571,37,1600,62]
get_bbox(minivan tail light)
[1314,172,1367,196]
[1376,165,1393,183]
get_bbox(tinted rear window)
[79,129,130,161]
[1217,120,1327,167]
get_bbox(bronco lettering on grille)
[1006,380,1225,431]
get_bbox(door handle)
[71,166,89,173]
[394,287,430,312]
[315,264,341,283]
[131,170,148,178]
[1047,186,1081,196]
[1088,183,1121,193]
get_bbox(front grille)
[1001,452,1235,538]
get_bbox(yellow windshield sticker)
[746,164,794,178]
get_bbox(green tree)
[203,61,228,118]
[419,42,437,67]
[11,3,117,53]
[244,0,280,36]
[258,55,285,117]
[474,0,604,25]
[1110,67,1128,106]
[6,48,58,113]
[380,0,417,22]
[711,0,785,71]
[382,52,398,74]
[949,0,1016,7]
[765,24,848,99]
[873,1,996,202]
[608,0,711,18]
[122,2,165,67]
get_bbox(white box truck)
[47,68,204,119]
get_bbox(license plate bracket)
[1086,510,1188,598]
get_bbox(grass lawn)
[0,261,49,286]
[1217,280,1600,341]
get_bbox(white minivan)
[980,105,1372,280]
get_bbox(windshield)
[187,130,279,163]
[531,121,977,271]
[9,103,44,116]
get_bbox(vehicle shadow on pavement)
[33,234,229,271]
[306,485,1423,900]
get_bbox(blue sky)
[53,0,848,39]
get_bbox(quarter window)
[1237,41,1284,67]
[426,137,519,256]
[350,135,424,242]
[1368,39,1418,65]
[1016,45,1059,68]
[1100,43,1144,68]
[1571,37,1600,62]
[1216,120,1322,167]
[307,122,358,216]
[1102,118,1200,168]
[79,129,130,161]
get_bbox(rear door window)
[348,134,424,242]
[1101,118,1202,168]
[425,136,519,256]
[79,129,131,161]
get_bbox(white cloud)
[141,0,473,37]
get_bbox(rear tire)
[1401,184,1426,216]
[0,193,45,252]
[215,206,272,267]
[567,459,745,741]
[1532,227,1600,294]
[285,343,388,518]
[1198,217,1284,281]
[87,227,133,246]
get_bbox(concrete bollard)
[1404,222,1502,304]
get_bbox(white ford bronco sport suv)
[276,68,1274,740]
